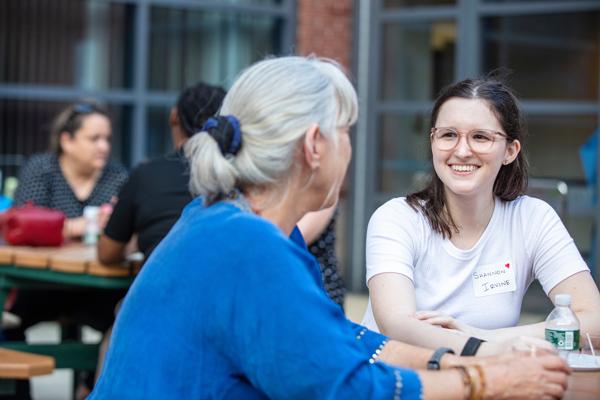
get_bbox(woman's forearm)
[380,315,472,354]
[418,370,466,400]
[575,309,600,337]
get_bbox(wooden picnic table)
[0,243,139,371]
[0,347,55,395]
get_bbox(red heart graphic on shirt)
[505,263,510,268]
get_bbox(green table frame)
[0,264,134,371]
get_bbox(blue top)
[90,198,422,399]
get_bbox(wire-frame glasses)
[430,127,509,153]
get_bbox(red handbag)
[0,203,65,246]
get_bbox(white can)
[83,206,100,245]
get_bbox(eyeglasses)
[430,127,509,153]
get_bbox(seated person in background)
[97,82,226,264]
[14,101,127,238]
[298,204,346,308]
[89,56,569,400]
[92,83,225,383]
[7,101,128,399]
[362,76,600,354]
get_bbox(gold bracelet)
[451,366,472,400]
[464,366,480,400]
[472,365,486,400]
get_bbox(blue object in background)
[0,196,12,212]
[579,128,598,277]
[580,128,598,188]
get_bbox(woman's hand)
[63,217,87,239]
[98,203,114,230]
[478,335,555,356]
[98,196,117,230]
[480,351,570,400]
[414,311,482,337]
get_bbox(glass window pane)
[527,115,597,181]
[146,106,173,158]
[482,12,600,100]
[0,0,134,89]
[381,21,456,101]
[149,8,282,91]
[0,99,132,171]
[384,0,455,7]
[526,114,597,263]
[377,114,431,194]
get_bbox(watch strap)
[460,337,485,356]
[427,347,455,370]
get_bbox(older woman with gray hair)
[89,56,569,400]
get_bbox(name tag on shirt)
[472,260,516,297]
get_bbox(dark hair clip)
[201,115,243,156]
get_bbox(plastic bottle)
[83,206,100,245]
[545,294,580,351]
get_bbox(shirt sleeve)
[103,166,139,244]
[524,198,589,293]
[214,225,422,400]
[365,199,421,284]
[13,155,51,208]
[348,320,392,353]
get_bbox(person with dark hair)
[14,101,127,238]
[97,82,226,263]
[90,83,225,391]
[362,77,600,354]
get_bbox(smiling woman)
[362,76,600,356]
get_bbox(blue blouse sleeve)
[209,222,422,400]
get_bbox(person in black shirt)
[98,83,226,263]
[91,83,225,386]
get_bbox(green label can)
[545,328,580,351]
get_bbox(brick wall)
[296,0,354,70]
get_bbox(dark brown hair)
[406,76,528,238]
[176,82,226,138]
[50,100,110,155]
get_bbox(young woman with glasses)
[362,77,600,356]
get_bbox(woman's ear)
[504,139,521,165]
[303,124,321,170]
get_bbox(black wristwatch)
[460,337,485,356]
[427,347,455,370]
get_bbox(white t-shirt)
[361,195,589,331]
